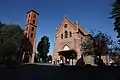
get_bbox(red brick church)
[52,17,110,65]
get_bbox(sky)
[0,0,117,54]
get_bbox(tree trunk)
[98,55,102,66]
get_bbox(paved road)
[23,63,60,66]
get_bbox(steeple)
[75,21,78,25]
[64,12,69,19]
[64,12,67,18]
[27,9,39,15]
[24,9,39,63]
[74,21,79,32]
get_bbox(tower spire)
[64,12,67,18]
[24,9,39,63]
[75,20,79,32]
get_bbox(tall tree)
[109,40,120,63]
[46,55,52,63]
[82,31,112,66]
[37,36,50,63]
[82,35,95,56]
[111,0,120,38]
[94,31,112,56]
[0,23,32,65]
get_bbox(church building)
[52,17,110,65]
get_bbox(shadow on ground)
[0,64,120,80]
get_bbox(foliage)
[110,0,120,38]
[82,35,95,56]
[82,31,112,66]
[110,0,120,64]
[109,40,120,63]
[37,36,50,63]
[94,31,112,56]
[46,55,52,62]
[0,23,32,65]
[34,53,39,63]
[69,52,77,65]
[82,31,113,66]
[69,52,77,59]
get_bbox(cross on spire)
[65,12,66,17]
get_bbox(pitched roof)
[56,17,89,36]
[70,20,89,36]
[27,9,39,15]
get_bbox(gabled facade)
[52,17,110,65]
[52,17,90,65]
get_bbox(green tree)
[69,53,77,65]
[34,53,39,63]
[111,0,120,38]
[46,55,52,63]
[94,31,112,56]
[82,31,112,66]
[109,40,120,63]
[82,35,94,56]
[0,23,32,65]
[37,36,50,63]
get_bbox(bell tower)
[24,9,39,63]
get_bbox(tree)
[0,23,32,65]
[82,35,95,56]
[109,40,120,63]
[46,55,52,63]
[82,31,112,66]
[94,31,112,56]
[111,0,120,38]
[37,36,50,63]
[69,52,77,65]
[34,53,39,63]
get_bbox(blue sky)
[0,0,117,54]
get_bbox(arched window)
[64,24,67,28]
[61,34,63,39]
[65,30,68,38]
[28,14,30,18]
[32,27,34,31]
[33,20,35,24]
[69,32,72,37]
[34,14,36,18]
[30,33,33,38]
[27,19,29,23]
